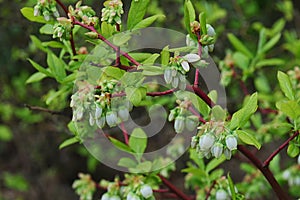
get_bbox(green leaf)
[287,143,299,158]
[138,65,164,76]
[181,167,207,177]
[276,100,300,119]
[129,128,147,155]
[142,53,160,65]
[3,172,29,192]
[118,157,137,168]
[232,52,250,70]
[161,46,170,66]
[0,125,13,142]
[257,28,267,55]
[261,33,281,54]
[230,93,258,129]
[42,41,64,49]
[132,161,152,173]
[277,71,295,100]
[20,7,47,23]
[127,0,150,30]
[26,72,47,84]
[236,130,261,149]
[101,21,115,38]
[184,0,196,39]
[211,105,226,121]
[30,35,47,52]
[27,58,52,77]
[113,32,131,46]
[47,51,67,82]
[199,12,207,35]
[206,155,226,173]
[59,137,80,149]
[227,33,253,58]
[132,14,165,30]
[121,72,144,87]
[128,53,153,62]
[256,58,284,68]
[102,66,125,80]
[125,87,143,106]
[227,173,236,200]
[189,149,205,169]
[109,137,133,153]
[39,24,54,34]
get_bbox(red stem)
[120,122,129,145]
[115,24,121,66]
[188,107,206,124]
[73,20,140,66]
[158,174,192,200]
[237,145,291,200]
[263,130,299,167]
[186,85,215,108]
[205,180,216,200]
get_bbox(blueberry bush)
[21,0,300,199]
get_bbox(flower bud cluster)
[70,81,95,122]
[69,1,98,26]
[88,80,132,128]
[33,0,59,21]
[164,53,200,90]
[53,17,72,41]
[168,98,199,133]
[72,173,96,200]
[100,175,156,200]
[191,121,237,159]
[101,0,124,25]
[282,163,300,188]
[287,66,300,89]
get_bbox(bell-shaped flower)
[89,113,95,126]
[95,106,102,118]
[174,116,185,133]
[106,111,118,127]
[118,107,129,121]
[96,116,106,128]
[164,69,173,84]
[225,135,237,151]
[206,24,216,37]
[184,53,200,63]
[181,60,190,72]
[185,115,199,131]
[211,143,223,158]
[140,184,153,198]
[199,134,215,151]
[215,189,228,200]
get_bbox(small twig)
[205,180,216,200]
[24,104,64,115]
[263,130,299,167]
[120,122,129,145]
[238,145,291,200]
[158,174,192,200]
[188,106,206,124]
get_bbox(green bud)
[85,31,99,39]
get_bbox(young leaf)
[276,100,300,119]
[277,71,295,100]
[59,137,80,149]
[142,53,160,65]
[129,128,147,155]
[205,155,226,173]
[132,14,165,30]
[125,87,143,106]
[184,0,196,39]
[118,157,137,168]
[101,21,115,38]
[39,24,54,35]
[161,46,170,66]
[199,12,207,35]
[255,58,284,69]
[287,143,299,158]
[138,65,164,76]
[47,51,67,82]
[257,28,267,55]
[261,33,281,54]
[227,173,236,200]
[113,32,131,46]
[109,137,133,153]
[236,130,261,149]
[30,35,47,52]
[26,72,47,84]
[127,0,150,30]
[27,59,53,77]
[230,93,258,130]
[227,33,253,58]
[211,105,226,121]
[102,66,125,80]
[20,7,47,23]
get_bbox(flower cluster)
[72,173,96,200]
[70,81,95,122]
[168,98,199,133]
[53,17,73,41]
[190,22,216,52]
[69,1,98,25]
[164,53,200,90]
[101,0,124,25]
[191,121,238,159]
[100,175,155,200]
[88,80,132,128]
[33,0,59,21]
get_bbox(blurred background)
[0,0,299,199]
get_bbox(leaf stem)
[237,145,291,200]
[263,130,299,167]
[120,122,129,145]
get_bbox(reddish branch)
[24,104,64,115]
[120,122,129,145]
[205,180,216,200]
[238,145,291,200]
[263,130,299,167]
[73,20,140,66]
[186,85,215,108]
[158,174,192,200]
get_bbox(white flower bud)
[76,107,84,120]
[140,184,153,198]
[106,111,118,127]
[95,106,102,118]
[211,143,223,158]
[208,44,214,52]
[118,107,129,121]
[34,6,40,16]
[89,113,95,126]
[225,135,237,151]
[96,116,106,128]
[127,192,141,200]
[171,69,177,77]
[110,195,121,200]
[101,193,110,200]
[172,76,179,88]
[224,148,232,160]
[191,136,198,148]
[164,69,173,84]
[216,189,228,200]
[206,24,216,37]
[294,177,300,185]
[174,116,185,133]
[181,61,190,72]
[185,116,199,131]
[184,53,200,63]
[199,134,215,151]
